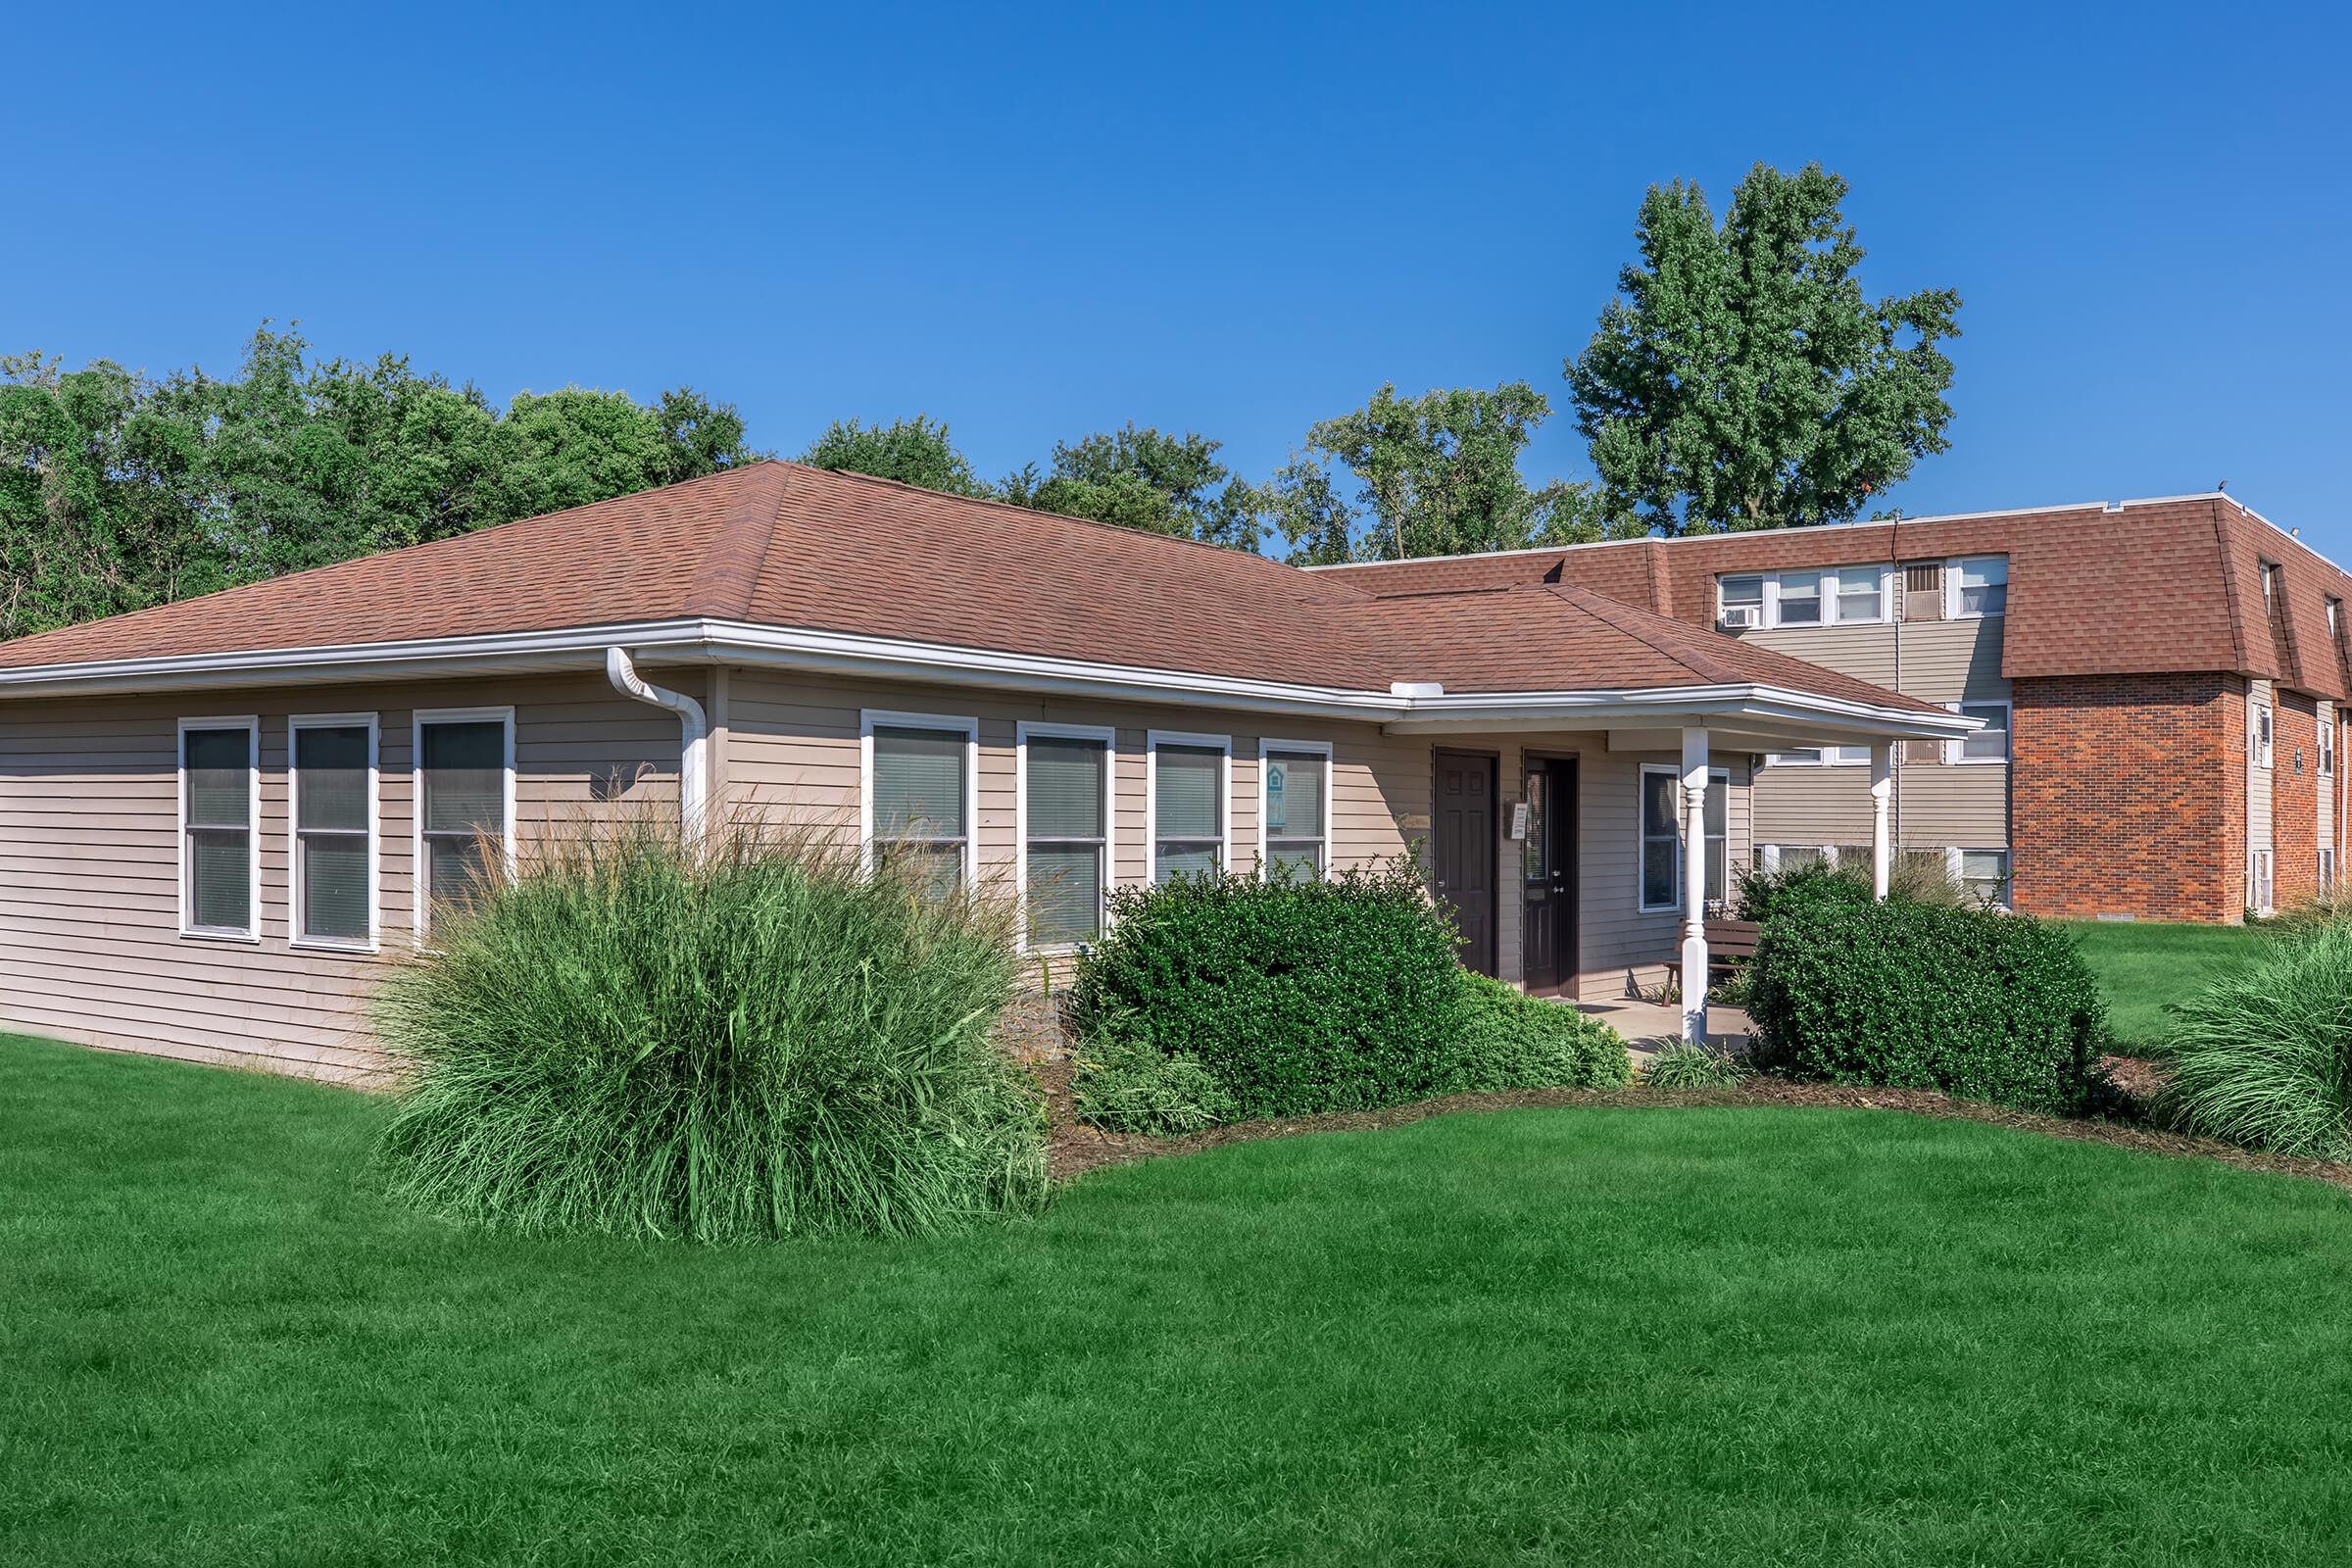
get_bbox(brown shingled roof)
[0,460,1946,716]
[1321,495,2352,702]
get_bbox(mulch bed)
[1023,1027,2352,1195]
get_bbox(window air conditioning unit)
[1720,605,1760,630]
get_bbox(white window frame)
[289,711,380,954]
[176,714,263,944]
[2322,710,2335,780]
[1947,846,2013,909]
[2253,704,2275,770]
[412,707,517,940]
[2321,848,2335,897]
[2251,848,2276,914]
[1257,737,1335,880]
[1637,763,1728,913]
[1766,742,1871,768]
[1013,719,1115,954]
[859,709,981,891]
[1145,729,1233,884]
[1946,700,2012,765]
[1945,556,2009,619]
[1727,566,1893,630]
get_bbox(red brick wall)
[2277,692,2321,908]
[2010,673,2247,922]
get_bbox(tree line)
[2,162,1960,642]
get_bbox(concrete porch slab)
[1569,998,1753,1060]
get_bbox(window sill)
[290,938,381,956]
[177,928,261,946]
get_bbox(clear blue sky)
[8,1,2345,549]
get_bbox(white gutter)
[0,614,1975,742]
[605,646,708,834]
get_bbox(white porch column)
[1681,727,1710,1044]
[1870,742,1892,901]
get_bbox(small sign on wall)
[1508,802,1531,841]
[1396,812,1432,832]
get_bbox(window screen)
[872,724,969,894]
[1153,743,1223,882]
[1777,571,1823,625]
[182,725,254,935]
[1641,769,1679,909]
[1959,849,2010,907]
[1958,704,2010,762]
[420,718,508,918]
[1263,750,1327,876]
[1024,734,1106,945]
[1833,567,1883,623]
[1954,558,2007,616]
[295,723,370,943]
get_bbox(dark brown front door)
[1522,758,1578,996]
[1434,750,1496,976]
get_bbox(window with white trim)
[1948,556,2008,618]
[1716,567,1891,629]
[2251,849,2275,914]
[1019,724,1110,947]
[1953,848,2011,908]
[865,715,975,897]
[416,710,514,927]
[1769,742,1871,767]
[179,718,259,939]
[1638,765,1728,912]
[291,715,375,948]
[1261,742,1331,877]
[1952,702,2011,763]
[2322,713,2335,779]
[2253,704,2274,770]
[2321,848,2335,897]
[1151,734,1228,883]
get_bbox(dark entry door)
[1522,758,1578,996]
[1434,750,1496,976]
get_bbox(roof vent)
[1542,559,1564,583]
[1390,681,1445,699]
[2103,500,2125,513]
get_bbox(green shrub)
[1745,897,2108,1114]
[2161,923,2352,1158]
[376,817,1046,1242]
[1452,972,1631,1090]
[1737,856,1971,921]
[1071,1037,1240,1135]
[1643,1043,1751,1089]
[1070,858,1465,1119]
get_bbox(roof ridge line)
[1541,581,1739,685]
[683,463,795,619]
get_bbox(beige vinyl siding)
[0,671,692,1082]
[1741,613,2010,856]
[724,668,1733,1001]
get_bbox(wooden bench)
[1665,917,1762,994]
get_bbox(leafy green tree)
[0,324,758,640]
[1252,382,1638,564]
[798,416,992,498]
[1565,162,1962,533]
[1006,423,1260,550]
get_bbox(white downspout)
[606,646,708,835]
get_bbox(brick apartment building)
[1319,493,2351,924]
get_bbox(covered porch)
[1390,690,1975,1044]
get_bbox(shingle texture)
[1321,495,2352,700]
[0,462,1945,712]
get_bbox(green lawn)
[2055,918,2274,1050]
[8,1034,2352,1565]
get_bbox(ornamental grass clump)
[2162,922,2352,1159]
[376,815,1045,1243]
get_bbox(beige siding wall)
[0,671,692,1081]
[724,668,1741,1004]
[6,659,1767,1077]
[1740,614,2010,859]
[2249,677,2276,903]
